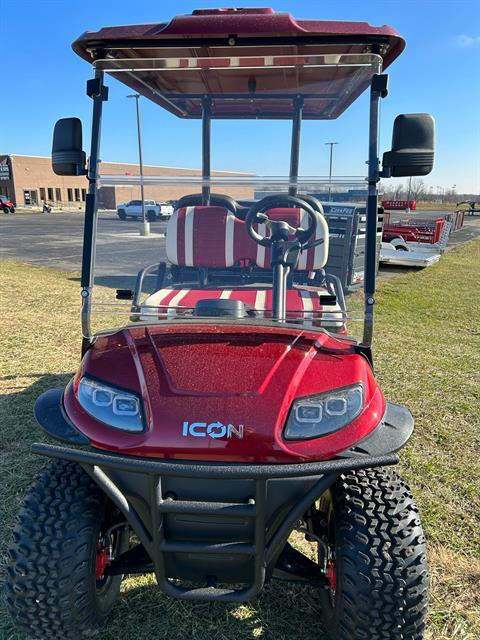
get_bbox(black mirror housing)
[52,117,87,176]
[382,113,434,177]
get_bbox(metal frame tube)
[272,263,289,322]
[81,69,107,348]
[288,96,303,196]
[361,72,387,352]
[31,442,399,479]
[201,96,211,205]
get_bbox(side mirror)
[382,113,434,177]
[52,117,87,176]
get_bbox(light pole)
[325,142,338,201]
[127,93,149,236]
[406,176,412,213]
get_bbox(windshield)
[87,53,382,346]
[91,175,368,345]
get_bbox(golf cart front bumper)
[31,440,398,603]
[32,388,413,602]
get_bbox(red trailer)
[383,217,445,244]
[381,199,416,210]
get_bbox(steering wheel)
[174,193,238,215]
[298,194,325,215]
[245,194,319,247]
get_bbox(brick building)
[0,154,252,209]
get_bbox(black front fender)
[34,388,90,445]
[338,401,414,458]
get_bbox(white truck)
[116,199,174,221]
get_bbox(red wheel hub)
[326,560,337,590]
[95,545,111,580]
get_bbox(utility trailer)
[383,215,446,244]
[381,199,416,210]
[321,203,384,292]
[379,242,441,267]
[381,211,456,267]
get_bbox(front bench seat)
[141,205,341,324]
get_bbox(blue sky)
[1,0,479,193]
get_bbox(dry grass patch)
[426,545,480,639]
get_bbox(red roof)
[72,8,405,119]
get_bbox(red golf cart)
[6,8,434,640]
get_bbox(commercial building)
[0,154,251,209]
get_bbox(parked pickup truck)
[116,200,174,221]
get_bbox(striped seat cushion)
[166,206,329,270]
[141,286,343,325]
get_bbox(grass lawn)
[415,202,456,211]
[1,240,479,640]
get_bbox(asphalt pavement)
[1,210,479,287]
[0,211,168,278]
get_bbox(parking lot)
[1,210,479,281]
[0,211,169,276]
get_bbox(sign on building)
[0,165,10,180]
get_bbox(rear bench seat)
[140,205,343,325]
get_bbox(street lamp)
[406,176,412,213]
[127,93,149,236]
[325,142,338,201]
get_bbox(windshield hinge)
[86,78,109,101]
[371,73,389,99]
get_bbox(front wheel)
[318,467,428,640]
[3,206,10,214]
[147,210,157,222]
[6,459,129,639]
[117,209,126,220]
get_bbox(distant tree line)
[379,178,478,204]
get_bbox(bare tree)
[408,178,426,201]
[379,181,395,197]
[393,182,406,199]
[444,184,458,203]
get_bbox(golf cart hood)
[72,7,405,120]
[64,324,385,462]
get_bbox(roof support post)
[289,96,304,196]
[201,95,212,205]
[361,72,388,362]
[81,67,108,355]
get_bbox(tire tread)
[326,467,428,640]
[5,459,114,639]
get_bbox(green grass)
[1,241,479,640]
[415,202,457,211]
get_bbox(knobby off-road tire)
[320,467,428,640]
[6,459,128,639]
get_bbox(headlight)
[284,383,364,440]
[77,377,144,432]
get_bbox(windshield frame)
[80,53,385,362]
[94,53,382,120]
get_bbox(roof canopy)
[73,8,405,119]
